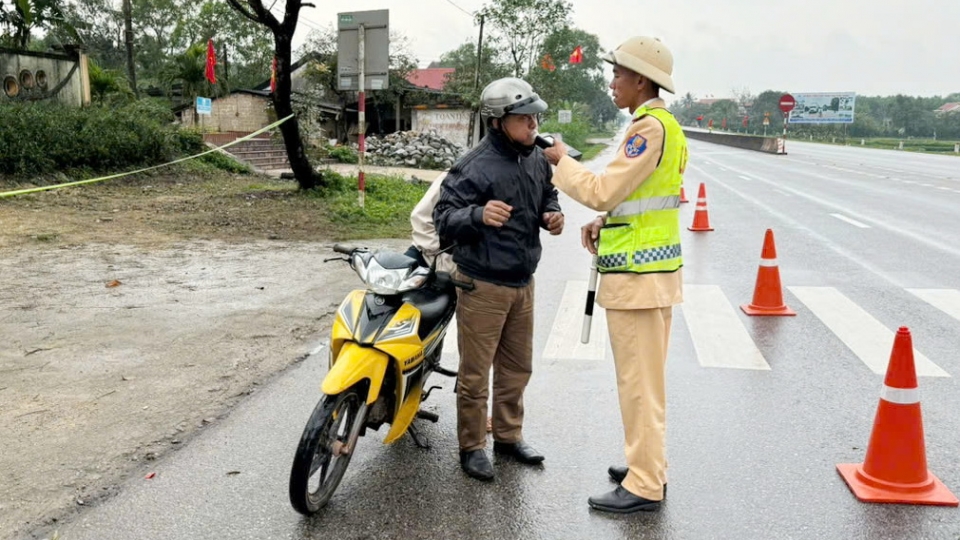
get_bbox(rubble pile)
[359,130,464,170]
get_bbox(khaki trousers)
[454,272,534,451]
[607,306,673,501]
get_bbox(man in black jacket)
[434,77,563,481]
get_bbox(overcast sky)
[293,0,960,100]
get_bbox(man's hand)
[580,216,606,255]
[542,212,564,236]
[542,140,569,166]
[483,200,513,227]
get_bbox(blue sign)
[196,97,212,115]
[788,92,856,124]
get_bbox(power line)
[444,0,475,17]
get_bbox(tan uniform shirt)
[552,98,683,310]
[410,172,456,273]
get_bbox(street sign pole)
[778,94,796,153]
[337,10,388,209]
[358,24,366,209]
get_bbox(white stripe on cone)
[880,385,920,405]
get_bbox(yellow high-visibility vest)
[597,105,687,274]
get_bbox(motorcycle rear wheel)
[288,386,367,515]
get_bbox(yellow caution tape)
[0,114,295,199]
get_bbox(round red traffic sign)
[779,94,796,113]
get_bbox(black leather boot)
[460,449,494,481]
[493,440,545,464]
[588,486,661,513]
[607,466,667,497]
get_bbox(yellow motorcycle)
[288,244,470,515]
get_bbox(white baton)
[580,254,599,344]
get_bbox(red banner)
[205,39,216,85]
[540,53,556,72]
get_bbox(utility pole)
[466,13,484,148]
[122,0,138,98]
[223,43,229,87]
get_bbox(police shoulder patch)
[624,134,648,158]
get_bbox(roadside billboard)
[788,92,856,124]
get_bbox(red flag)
[569,46,583,64]
[270,57,277,93]
[205,39,216,84]
[540,53,556,72]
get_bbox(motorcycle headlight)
[355,257,425,295]
[398,272,428,292]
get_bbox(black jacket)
[433,130,561,287]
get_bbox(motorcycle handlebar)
[332,244,354,255]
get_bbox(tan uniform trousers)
[607,306,673,501]
[454,272,534,451]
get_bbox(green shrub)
[540,103,593,150]
[0,101,207,178]
[176,128,205,155]
[197,151,253,174]
[329,145,358,164]
[306,172,428,239]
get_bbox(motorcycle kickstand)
[407,422,431,450]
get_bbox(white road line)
[710,163,960,261]
[830,213,870,228]
[541,280,608,360]
[908,289,960,324]
[680,284,770,370]
[686,162,903,287]
[739,175,752,181]
[937,186,952,191]
[788,286,949,377]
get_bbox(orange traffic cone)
[740,229,795,316]
[687,183,714,231]
[837,327,959,506]
[680,185,689,203]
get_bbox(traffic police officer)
[543,36,687,513]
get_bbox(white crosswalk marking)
[680,284,770,370]
[789,286,949,377]
[541,281,608,360]
[908,289,960,324]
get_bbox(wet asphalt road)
[48,137,960,540]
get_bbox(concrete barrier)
[683,129,785,155]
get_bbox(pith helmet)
[602,36,675,94]
[479,77,548,119]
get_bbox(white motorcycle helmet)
[479,77,548,122]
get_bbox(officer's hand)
[542,141,568,166]
[483,200,513,227]
[580,216,605,255]
[542,212,564,235]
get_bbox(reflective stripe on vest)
[597,106,686,274]
[609,195,682,217]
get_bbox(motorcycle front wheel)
[288,386,368,515]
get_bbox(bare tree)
[225,0,322,190]
[731,86,755,112]
[478,0,572,78]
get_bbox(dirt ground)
[0,165,430,539]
